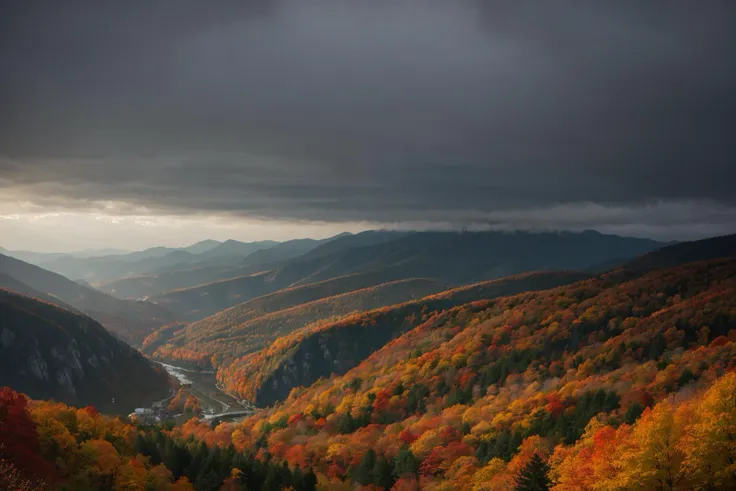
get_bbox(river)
[155,361,255,421]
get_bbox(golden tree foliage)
[550,372,736,491]
[183,259,736,489]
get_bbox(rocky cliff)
[0,289,171,414]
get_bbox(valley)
[2,231,735,490]
[154,362,255,423]
[3,5,733,489]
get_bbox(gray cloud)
[1,1,735,240]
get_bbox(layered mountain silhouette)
[0,253,175,345]
[140,230,662,322]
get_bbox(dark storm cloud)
[1,0,735,237]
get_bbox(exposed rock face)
[27,349,49,380]
[0,289,171,414]
[0,327,15,347]
[56,368,76,395]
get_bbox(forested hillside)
[161,257,736,489]
[2,251,735,490]
[0,290,171,414]
[144,278,446,368]
[268,230,660,288]
[100,264,249,299]
[623,233,736,272]
[0,273,79,312]
[97,235,348,298]
[0,253,175,346]
[0,388,317,490]
[217,271,590,405]
[101,230,659,306]
[149,272,276,321]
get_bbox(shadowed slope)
[0,289,171,414]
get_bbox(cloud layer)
[1,1,735,244]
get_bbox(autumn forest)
[2,231,736,490]
[2,4,736,489]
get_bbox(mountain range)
[140,230,663,322]
[0,252,176,345]
[1,230,734,490]
[22,239,279,284]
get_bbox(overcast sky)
[1,1,735,251]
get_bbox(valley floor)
[154,361,256,423]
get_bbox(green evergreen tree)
[648,333,667,360]
[492,429,511,459]
[356,448,377,485]
[678,368,695,387]
[393,446,419,477]
[373,456,395,490]
[509,430,523,457]
[603,391,620,412]
[262,465,282,491]
[194,467,222,491]
[280,461,293,488]
[303,467,318,491]
[134,434,147,455]
[624,402,645,424]
[514,453,551,491]
[292,465,304,490]
[338,412,355,433]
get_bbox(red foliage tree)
[0,388,53,479]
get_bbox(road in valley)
[155,361,256,421]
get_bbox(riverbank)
[153,360,256,422]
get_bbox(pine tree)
[514,453,551,491]
[292,464,304,490]
[280,461,293,489]
[373,456,394,490]
[492,429,511,459]
[134,434,147,455]
[393,446,419,477]
[603,391,621,412]
[188,441,209,481]
[625,402,645,424]
[338,412,355,433]
[262,465,282,491]
[356,448,377,485]
[302,467,318,491]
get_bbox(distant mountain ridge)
[31,239,277,283]
[622,233,736,272]
[181,239,222,254]
[199,239,278,259]
[0,272,79,313]
[141,230,662,321]
[0,253,175,346]
[97,234,351,298]
[280,230,661,286]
